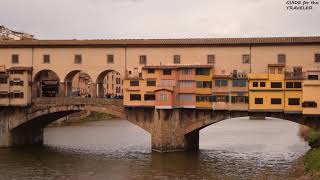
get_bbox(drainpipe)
[31,47,34,104]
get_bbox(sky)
[1,0,320,39]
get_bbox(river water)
[0,117,309,180]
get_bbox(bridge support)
[151,109,200,152]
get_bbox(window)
[242,54,250,64]
[43,54,50,64]
[271,82,282,88]
[278,54,286,64]
[148,69,155,74]
[181,69,193,75]
[139,55,147,65]
[255,98,263,104]
[286,82,302,88]
[179,81,193,87]
[144,94,155,101]
[179,94,193,101]
[146,80,156,86]
[213,95,229,102]
[196,81,212,88]
[173,55,180,64]
[278,68,283,74]
[163,69,172,75]
[10,70,23,74]
[12,54,19,64]
[130,94,141,101]
[0,92,8,98]
[308,75,319,80]
[196,95,210,102]
[160,80,174,86]
[0,78,8,84]
[130,80,139,86]
[215,80,228,87]
[74,54,82,64]
[289,98,300,105]
[10,79,24,86]
[253,82,259,87]
[260,82,266,87]
[302,101,317,108]
[270,68,275,74]
[13,92,24,98]
[196,68,210,75]
[232,80,247,87]
[231,96,248,103]
[315,54,320,63]
[107,55,114,64]
[207,55,215,64]
[271,98,282,104]
[159,93,168,101]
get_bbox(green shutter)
[231,96,236,103]
[245,96,249,104]
[225,96,229,102]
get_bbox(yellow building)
[0,65,32,106]
[249,64,285,112]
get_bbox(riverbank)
[50,112,120,126]
[290,126,320,179]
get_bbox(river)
[0,117,309,180]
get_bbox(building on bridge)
[0,65,32,106]
[123,63,320,116]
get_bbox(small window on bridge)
[163,69,172,75]
[255,98,263,104]
[308,75,319,80]
[0,77,8,84]
[144,94,155,101]
[130,94,141,101]
[302,101,317,108]
[148,69,155,74]
[11,54,19,64]
[271,82,282,88]
[107,55,114,64]
[43,54,50,64]
[289,98,300,105]
[260,82,266,87]
[146,80,156,86]
[315,54,320,63]
[271,98,282,105]
[130,80,139,86]
[74,54,82,64]
[253,82,258,87]
[215,80,228,87]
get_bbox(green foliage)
[303,149,320,173]
[308,130,320,148]
[80,112,118,122]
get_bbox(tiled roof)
[1,36,320,47]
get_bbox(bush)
[308,130,320,148]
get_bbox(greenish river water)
[0,118,309,180]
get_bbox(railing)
[285,72,306,80]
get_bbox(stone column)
[151,109,199,152]
[90,83,97,98]
[59,82,66,97]
[0,118,11,147]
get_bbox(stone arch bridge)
[1,98,320,152]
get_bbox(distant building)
[0,25,35,40]
[103,71,123,97]
[0,65,32,106]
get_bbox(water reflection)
[0,118,309,180]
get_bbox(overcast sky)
[1,0,320,39]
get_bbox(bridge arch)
[64,70,94,97]
[96,70,123,98]
[6,98,125,147]
[32,69,61,98]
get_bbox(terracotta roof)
[1,36,320,47]
[142,64,214,69]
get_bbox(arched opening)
[96,70,123,98]
[64,70,93,97]
[33,70,60,98]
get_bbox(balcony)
[285,72,305,80]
